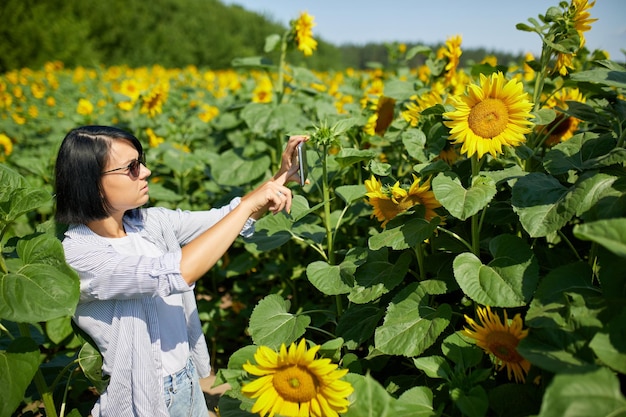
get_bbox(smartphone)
[297,142,308,186]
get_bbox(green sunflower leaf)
[536,368,626,417]
[243,207,294,252]
[0,187,51,225]
[210,148,270,186]
[441,332,483,369]
[334,148,378,168]
[144,182,183,203]
[402,128,428,162]
[589,309,626,374]
[570,67,626,88]
[413,355,452,380]
[395,386,437,417]
[0,337,41,417]
[349,250,412,304]
[573,218,626,258]
[78,342,109,394]
[162,147,203,176]
[375,283,451,356]
[543,133,620,176]
[453,234,539,307]
[335,184,366,204]
[0,164,27,199]
[248,294,310,350]
[368,216,439,251]
[263,34,281,53]
[511,172,575,238]
[452,385,489,417]
[215,394,256,417]
[239,102,301,135]
[46,316,75,345]
[336,304,385,350]
[532,108,557,126]
[306,260,355,296]
[383,79,416,101]
[1,233,79,323]
[432,172,496,221]
[569,173,626,221]
[343,373,395,417]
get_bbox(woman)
[55,125,304,417]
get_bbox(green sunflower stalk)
[516,0,598,148]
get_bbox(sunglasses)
[102,155,146,179]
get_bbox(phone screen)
[297,142,308,186]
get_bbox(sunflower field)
[2,2,626,417]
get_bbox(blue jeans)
[163,359,209,417]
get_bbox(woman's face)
[101,139,151,217]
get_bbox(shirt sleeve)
[64,198,255,302]
[64,237,191,301]
[155,197,255,244]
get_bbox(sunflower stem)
[525,43,552,169]
[18,323,59,417]
[318,142,343,317]
[276,31,289,105]
[557,229,582,262]
[414,242,426,280]
[588,241,599,280]
[436,226,473,253]
[470,154,482,257]
[321,144,334,265]
[616,119,625,149]
[307,326,337,340]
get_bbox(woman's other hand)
[242,180,293,218]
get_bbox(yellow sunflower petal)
[444,72,533,159]
[463,305,531,383]
[242,339,353,417]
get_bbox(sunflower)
[443,72,534,159]
[541,87,585,146]
[554,0,597,76]
[118,78,141,102]
[292,12,318,56]
[401,86,445,127]
[365,175,441,228]
[554,52,575,76]
[436,142,460,165]
[242,339,353,417]
[571,0,597,48]
[463,305,531,383]
[145,127,165,148]
[364,96,396,136]
[0,133,13,159]
[438,35,462,85]
[140,83,168,118]
[76,98,94,116]
[252,76,274,103]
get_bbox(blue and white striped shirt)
[63,198,254,417]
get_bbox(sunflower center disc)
[486,331,524,363]
[467,98,509,138]
[273,366,318,403]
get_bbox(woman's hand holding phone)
[296,141,308,186]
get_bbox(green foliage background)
[0,0,523,72]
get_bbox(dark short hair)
[54,125,144,225]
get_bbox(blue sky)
[222,0,625,60]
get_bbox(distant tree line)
[1,0,523,72]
